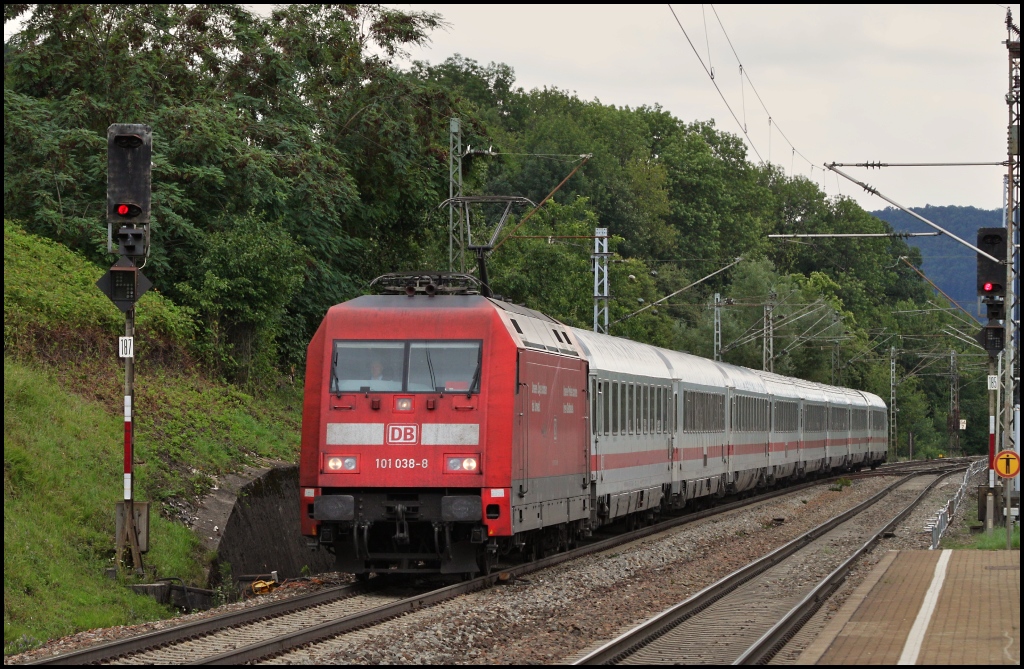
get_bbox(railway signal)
[107,123,152,258]
[99,122,153,575]
[975,227,1007,357]
[975,227,1007,296]
[107,124,152,223]
[96,256,152,312]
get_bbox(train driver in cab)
[367,358,401,392]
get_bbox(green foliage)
[829,477,853,491]
[488,199,597,328]
[4,221,195,354]
[4,359,183,652]
[971,526,1020,550]
[175,214,306,385]
[4,4,454,378]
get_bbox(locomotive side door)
[514,353,528,497]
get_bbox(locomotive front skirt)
[299,294,887,575]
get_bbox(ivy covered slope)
[3,222,302,654]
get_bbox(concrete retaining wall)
[195,463,334,588]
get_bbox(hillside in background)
[871,205,1003,317]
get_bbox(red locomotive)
[299,274,887,575]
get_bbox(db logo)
[387,424,419,444]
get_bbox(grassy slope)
[3,222,303,653]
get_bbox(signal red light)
[118,204,130,216]
[984,282,994,292]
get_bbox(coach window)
[620,383,627,435]
[591,379,598,436]
[612,382,620,435]
[642,385,649,434]
[602,380,610,435]
[622,385,630,432]
[655,387,663,433]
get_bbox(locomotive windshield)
[331,340,482,394]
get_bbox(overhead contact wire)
[709,4,817,173]
[667,5,764,163]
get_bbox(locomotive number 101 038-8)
[375,458,429,469]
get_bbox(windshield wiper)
[468,350,481,397]
[331,350,340,394]
[426,348,438,393]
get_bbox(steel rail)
[26,583,369,665]
[733,467,961,664]
[571,467,962,665]
[191,478,849,665]
[192,468,947,664]
[28,460,963,665]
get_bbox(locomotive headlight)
[446,456,478,472]
[395,397,413,411]
[327,456,358,472]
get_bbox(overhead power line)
[666,5,764,163]
[613,257,743,325]
[708,5,817,176]
[830,161,1007,168]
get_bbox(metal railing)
[927,459,986,549]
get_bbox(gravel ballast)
[8,468,985,666]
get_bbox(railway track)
[28,462,966,665]
[571,468,961,665]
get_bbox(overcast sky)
[7,4,1016,213]
[386,4,1015,213]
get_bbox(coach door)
[591,376,603,481]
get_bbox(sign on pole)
[959,419,967,430]
[119,336,134,359]
[994,449,1020,479]
[988,375,999,390]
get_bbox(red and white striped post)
[119,307,143,572]
[124,393,133,501]
[989,414,996,488]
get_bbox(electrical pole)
[987,355,1000,488]
[832,340,840,386]
[890,345,898,461]
[1002,10,1019,497]
[762,295,774,373]
[593,228,609,334]
[714,292,722,361]
[949,349,960,457]
[449,118,464,272]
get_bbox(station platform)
[798,549,1019,665]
